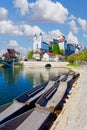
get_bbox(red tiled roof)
[2,49,20,57]
[46,52,55,56]
[7,49,20,55]
[3,52,9,57]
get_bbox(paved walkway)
[51,66,87,130]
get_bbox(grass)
[67,63,80,67]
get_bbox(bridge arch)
[45,63,51,68]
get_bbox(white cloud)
[77,17,87,31]
[21,24,43,36]
[0,8,8,20]
[0,20,44,37]
[7,40,28,56]
[28,0,68,23]
[48,29,62,38]
[14,0,68,23]
[14,0,29,15]
[0,20,23,35]
[0,49,6,57]
[68,20,79,33]
[9,40,19,46]
[43,29,63,42]
[68,14,76,20]
[83,34,87,39]
[17,46,28,55]
[67,31,79,44]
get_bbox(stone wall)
[21,61,68,68]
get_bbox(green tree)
[52,44,60,54]
[76,51,87,62]
[67,54,77,63]
[27,51,33,59]
[60,49,64,55]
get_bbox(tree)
[76,51,87,62]
[51,44,60,54]
[67,54,77,63]
[27,51,33,59]
[60,49,64,55]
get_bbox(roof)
[46,52,55,56]
[3,52,9,57]
[55,54,64,59]
[7,49,20,55]
[2,49,20,57]
[33,50,40,54]
[67,43,78,46]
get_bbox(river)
[0,67,68,105]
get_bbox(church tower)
[38,32,42,49]
[33,33,42,52]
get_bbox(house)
[42,52,55,61]
[33,51,41,61]
[55,55,64,62]
[2,49,20,61]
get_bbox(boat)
[0,81,48,125]
[0,74,60,125]
[0,72,80,130]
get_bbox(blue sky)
[0,0,87,56]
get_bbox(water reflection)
[22,67,69,87]
[0,68,21,85]
[0,67,68,105]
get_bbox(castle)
[33,33,80,60]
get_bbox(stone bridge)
[22,61,68,68]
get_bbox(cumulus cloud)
[14,0,68,23]
[0,19,44,37]
[68,20,79,33]
[14,0,29,15]
[0,8,8,20]
[83,34,87,39]
[7,40,28,56]
[68,14,76,20]
[67,31,79,44]
[43,29,63,42]
[0,20,23,35]
[0,49,6,57]
[21,24,44,36]
[28,0,68,23]
[9,40,19,46]
[77,17,87,31]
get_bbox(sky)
[0,0,87,56]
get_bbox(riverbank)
[51,65,87,130]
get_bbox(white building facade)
[33,33,42,52]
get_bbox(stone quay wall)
[21,61,68,68]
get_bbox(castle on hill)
[33,33,80,60]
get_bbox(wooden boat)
[0,81,48,125]
[0,72,80,130]
[35,81,67,112]
[0,108,53,130]
[35,72,79,111]
[0,74,60,125]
